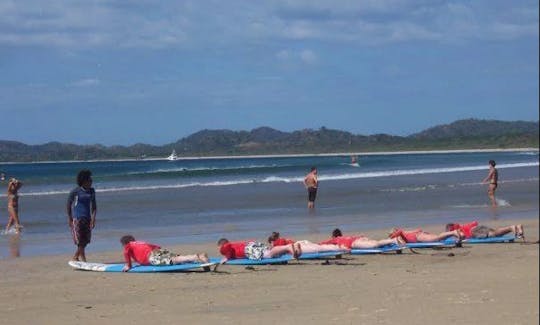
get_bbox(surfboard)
[463,235,516,244]
[351,244,403,255]
[68,260,216,273]
[209,255,292,265]
[297,250,348,259]
[405,238,458,248]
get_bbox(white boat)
[167,150,178,161]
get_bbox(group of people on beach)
[2,159,507,270]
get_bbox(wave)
[10,161,538,197]
[124,163,291,176]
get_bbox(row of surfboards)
[68,234,516,273]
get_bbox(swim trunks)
[244,242,268,260]
[148,248,177,265]
[308,187,317,202]
[72,218,91,247]
[471,225,495,239]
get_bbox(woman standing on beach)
[482,160,498,207]
[5,178,23,233]
[67,170,97,262]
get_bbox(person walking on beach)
[304,166,318,209]
[482,160,498,207]
[120,235,209,272]
[5,178,23,234]
[67,169,97,262]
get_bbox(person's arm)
[303,175,309,188]
[122,247,132,272]
[482,169,494,183]
[66,190,75,228]
[90,189,97,229]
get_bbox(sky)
[0,0,538,145]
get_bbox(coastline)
[1,147,537,164]
[1,216,538,324]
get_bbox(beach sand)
[0,218,538,325]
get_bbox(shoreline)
[1,147,538,165]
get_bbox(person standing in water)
[482,160,498,207]
[67,169,97,262]
[5,178,23,233]
[304,166,318,209]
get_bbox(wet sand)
[0,218,538,324]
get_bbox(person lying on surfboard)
[389,227,462,243]
[445,221,524,240]
[319,228,405,249]
[120,235,209,272]
[267,231,348,253]
[217,238,301,265]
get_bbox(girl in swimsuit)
[268,231,346,253]
[5,178,23,233]
[482,160,498,207]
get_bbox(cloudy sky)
[1,0,538,145]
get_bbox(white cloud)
[0,0,537,49]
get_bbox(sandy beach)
[0,217,537,325]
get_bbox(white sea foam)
[9,161,538,197]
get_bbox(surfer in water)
[120,235,209,272]
[482,160,498,207]
[303,166,318,209]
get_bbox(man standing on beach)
[304,166,318,209]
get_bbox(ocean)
[0,150,538,258]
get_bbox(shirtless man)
[303,166,318,209]
[482,160,498,207]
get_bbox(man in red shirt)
[121,235,209,272]
[446,221,524,240]
[217,238,300,265]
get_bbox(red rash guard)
[272,238,295,246]
[219,242,247,259]
[458,221,479,239]
[123,241,160,266]
[320,236,360,249]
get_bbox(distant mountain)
[0,119,538,162]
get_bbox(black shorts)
[308,187,317,202]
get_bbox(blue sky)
[1,0,538,145]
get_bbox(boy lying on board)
[445,221,524,240]
[216,238,301,265]
[121,235,209,272]
[389,228,462,243]
[320,228,405,249]
[267,231,347,253]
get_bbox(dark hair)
[489,160,496,167]
[217,238,229,245]
[268,231,280,243]
[332,228,342,238]
[77,169,92,186]
[445,223,458,231]
[120,235,135,245]
[311,166,317,172]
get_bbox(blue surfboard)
[297,250,348,259]
[68,260,216,273]
[351,244,403,255]
[463,235,516,244]
[405,238,458,248]
[209,255,292,265]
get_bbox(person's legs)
[488,184,497,207]
[171,253,209,264]
[416,230,460,242]
[351,238,399,248]
[264,243,297,258]
[296,241,341,253]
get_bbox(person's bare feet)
[197,253,209,263]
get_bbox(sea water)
[0,150,538,258]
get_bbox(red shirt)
[320,236,360,249]
[272,238,295,247]
[123,241,161,266]
[458,221,479,238]
[219,242,247,259]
